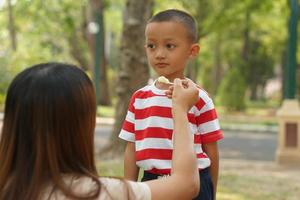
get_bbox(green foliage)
[0,0,86,71]
[246,39,275,99]
[181,0,288,105]
[0,0,294,109]
[0,59,13,108]
[0,58,14,94]
[154,0,184,12]
[198,60,213,93]
[217,67,247,111]
[105,1,124,69]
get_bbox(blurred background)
[0,0,299,199]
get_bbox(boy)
[119,9,223,200]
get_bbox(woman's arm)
[145,78,200,200]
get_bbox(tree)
[87,0,111,105]
[217,66,247,111]
[101,0,153,156]
[60,2,91,71]
[7,0,17,51]
[181,0,240,94]
[246,39,274,100]
[181,0,214,82]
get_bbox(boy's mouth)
[155,63,169,68]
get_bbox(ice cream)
[157,76,172,84]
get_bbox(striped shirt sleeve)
[119,94,136,142]
[195,89,223,144]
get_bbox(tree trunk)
[100,0,153,157]
[250,83,258,101]
[7,0,17,51]
[87,0,111,106]
[241,10,251,103]
[280,50,287,102]
[297,65,300,101]
[241,11,250,65]
[72,6,90,71]
[68,34,91,71]
[211,32,222,96]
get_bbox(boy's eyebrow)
[145,38,155,42]
[164,38,176,42]
[145,38,177,42]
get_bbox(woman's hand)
[165,78,199,113]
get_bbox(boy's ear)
[189,43,200,58]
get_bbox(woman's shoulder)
[99,177,151,200]
[42,176,151,200]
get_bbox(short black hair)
[148,9,198,43]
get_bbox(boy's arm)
[124,141,140,181]
[202,142,219,199]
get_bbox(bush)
[0,94,5,111]
[0,59,14,109]
[217,67,247,111]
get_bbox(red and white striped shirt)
[119,81,223,175]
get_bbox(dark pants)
[141,168,214,200]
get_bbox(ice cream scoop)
[157,76,173,84]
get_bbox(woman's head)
[0,62,99,199]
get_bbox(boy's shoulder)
[196,84,213,103]
[131,84,153,98]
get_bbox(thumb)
[173,78,182,88]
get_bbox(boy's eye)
[166,44,176,49]
[146,44,156,49]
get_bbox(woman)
[0,62,199,200]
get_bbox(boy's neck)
[166,75,185,83]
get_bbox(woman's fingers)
[165,86,174,98]
[181,79,189,88]
[171,78,199,111]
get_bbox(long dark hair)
[0,62,101,199]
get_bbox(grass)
[97,159,124,177]
[97,158,300,200]
[217,159,300,200]
[218,173,294,200]
[97,105,115,118]
[97,159,143,180]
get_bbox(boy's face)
[145,21,199,81]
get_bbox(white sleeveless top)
[42,176,151,200]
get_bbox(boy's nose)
[155,49,166,60]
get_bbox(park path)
[94,124,278,161]
[0,114,280,162]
